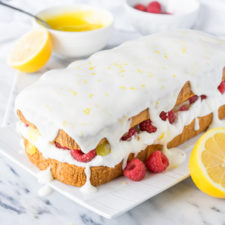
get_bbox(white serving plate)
[0,73,197,219]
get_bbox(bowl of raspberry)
[124,0,200,34]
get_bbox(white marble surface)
[0,0,225,224]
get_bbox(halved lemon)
[8,29,52,73]
[189,127,225,198]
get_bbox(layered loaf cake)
[15,30,225,191]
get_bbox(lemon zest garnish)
[120,86,126,90]
[83,108,91,115]
[182,47,186,53]
[62,121,67,127]
[164,54,168,59]
[154,50,160,54]
[137,68,142,73]
[158,132,165,141]
[107,66,111,70]
[141,84,145,87]
[172,74,176,78]
[91,72,96,76]
[89,66,95,70]
[130,87,135,90]
[89,93,93,98]
[70,90,77,96]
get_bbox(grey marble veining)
[0,0,225,224]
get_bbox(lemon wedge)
[189,127,225,198]
[8,29,52,73]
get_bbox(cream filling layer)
[17,92,225,169]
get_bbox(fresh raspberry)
[168,110,176,124]
[25,124,29,127]
[179,105,188,111]
[189,95,199,104]
[134,3,146,11]
[200,94,207,100]
[146,151,169,173]
[218,80,225,94]
[70,149,96,162]
[121,127,136,141]
[140,119,157,133]
[124,158,146,181]
[55,142,70,150]
[147,1,161,14]
[159,111,167,121]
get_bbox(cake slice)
[15,30,225,190]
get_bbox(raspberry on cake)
[15,30,225,191]
[124,158,146,181]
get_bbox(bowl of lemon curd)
[34,5,113,58]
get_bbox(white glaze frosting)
[194,117,200,131]
[80,167,97,194]
[15,30,225,190]
[36,167,53,184]
[36,167,53,196]
[38,185,52,197]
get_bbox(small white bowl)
[124,0,200,35]
[34,5,113,58]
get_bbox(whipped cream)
[15,30,225,191]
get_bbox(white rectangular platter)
[0,73,196,219]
